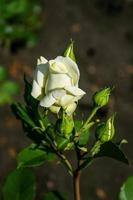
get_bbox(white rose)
[31,56,85,115]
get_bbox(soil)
[0,0,133,200]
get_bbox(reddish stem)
[73,170,81,200]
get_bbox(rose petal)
[40,92,56,107]
[49,59,68,74]
[52,89,66,100]
[37,57,47,65]
[34,57,49,88]
[31,80,42,99]
[46,73,71,92]
[55,56,79,86]
[65,103,77,115]
[65,86,86,96]
[60,94,75,107]
[49,105,60,113]
[40,56,48,64]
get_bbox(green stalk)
[79,107,99,134]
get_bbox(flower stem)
[79,107,98,133]
[73,170,81,200]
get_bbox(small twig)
[79,107,98,134]
[43,130,73,176]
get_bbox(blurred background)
[0,0,133,199]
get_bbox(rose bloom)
[31,56,85,115]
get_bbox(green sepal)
[63,39,76,62]
[90,140,102,156]
[55,113,74,139]
[116,139,128,148]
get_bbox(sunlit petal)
[31,80,42,99]
[65,103,77,116]
[40,92,56,107]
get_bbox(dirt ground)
[0,0,133,199]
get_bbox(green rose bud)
[63,39,76,62]
[93,87,111,107]
[55,112,74,138]
[95,114,115,143]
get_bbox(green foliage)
[74,120,90,146]
[94,141,129,164]
[0,65,19,105]
[43,191,67,200]
[17,144,55,168]
[24,75,38,109]
[55,113,74,138]
[0,65,7,81]
[79,141,128,170]
[0,0,42,49]
[2,42,128,200]
[11,70,128,175]
[119,176,133,200]
[11,103,36,128]
[2,168,36,200]
[55,135,70,150]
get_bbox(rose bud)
[95,114,115,143]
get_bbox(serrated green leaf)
[2,168,36,200]
[119,176,133,200]
[17,144,55,168]
[11,103,36,127]
[43,191,67,200]
[95,142,129,165]
[24,75,38,109]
